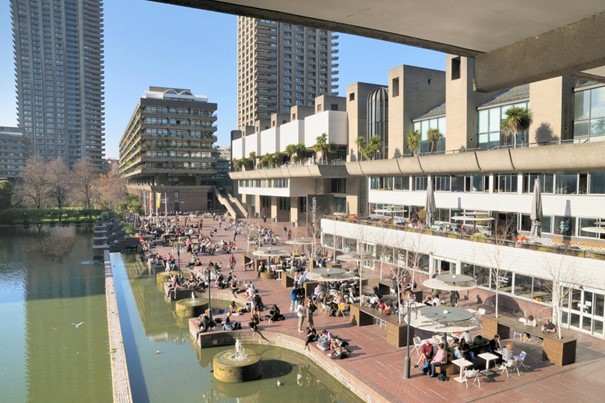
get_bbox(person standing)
[290,285,299,311]
[306,298,316,329]
[296,301,305,332]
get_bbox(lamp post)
[176,237,181,273]
[403,303,412,379]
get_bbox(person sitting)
[488,334,502,353]
[452,340,464,360]
[500,342,515,364]
[423,294,434,306]
[542,318,557,333]
[432,294,441,306]
[522,314,537,341]
[223,313,241,331]
[248,309,261,333]
[266,304,285,322]
[316,330,333,351]
[427,343,447,377]
[414,339,434,369]
[304,326,317,351]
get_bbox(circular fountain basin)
[213,349,262,383]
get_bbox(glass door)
[562,287,605,337]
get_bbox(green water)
[0,226,112,403]
[115,253,362,402]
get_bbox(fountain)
[174,292,206,318]
[213,339,262,382]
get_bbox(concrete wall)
[445,56,498,150]
[232,137,244,160]
[304,110,348,147]
[388,65,445,158]
[529,76,575,143]
[279,120,305,152]
[260,127,279,155]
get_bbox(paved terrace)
[143,215,605,402]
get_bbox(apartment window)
[496,174,518,193]
[451,57,461,80]
[392,77,400,97]
[589,171,605,194]
[555,173,578,194]
[349,92,355,101]
[574,85,605,140]
[524,173,554,193]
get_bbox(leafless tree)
[12,156,49,208]
[71,158,99,214]
[45,158,71,218]
[541,254,584,339]
[94,166,127,210]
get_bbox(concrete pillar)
[290,197,299,225]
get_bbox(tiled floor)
[145,215,605,402]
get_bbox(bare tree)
[541,254,584,339]
[12,156,49,208]
[40,226,76,259]
[71,158,99,214]
[45,158,71,219]
[94,166,127,210]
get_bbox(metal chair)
[513,351,529,371]
[462,369,481,389]
[500,359,521,377]
[412,336,423,356]
[513,317,527,340]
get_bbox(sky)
[0,0,445,159]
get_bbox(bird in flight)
[72,322,84,328]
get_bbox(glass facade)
[574,86,605,140]
[477,101,529,149]
[413,116,446,154]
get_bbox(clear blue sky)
[0,0,445,159]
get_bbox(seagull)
[277,380,283,387]
[71,322,84,328]
[154,350,161,355]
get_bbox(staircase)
[214,187,246,219]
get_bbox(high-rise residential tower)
[237,17,339,130]
[10,0,105,167]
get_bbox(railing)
[327,215,605,261]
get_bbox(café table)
[478,352,499,377]
[452,358,473,383]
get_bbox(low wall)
[189,320,387,402]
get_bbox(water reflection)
[117,253,361,403]
[0,226,112,403]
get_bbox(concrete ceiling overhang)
[151,0,605,91]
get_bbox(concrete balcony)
[229,162,348,180]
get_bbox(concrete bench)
[349,303,413,348]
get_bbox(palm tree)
[313,133,329,164]
[363,135,382,160]
[356,136,367,160]
[248,151,257,168]
[502,106,532,148]
[295,143,307,163]
[285,144,297,164]
[407,129,421,156]
[427,128,442,154]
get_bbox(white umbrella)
[530,178,543,238]
[423,278,476,292]
[409,306,476,334]
[425,176,436,227]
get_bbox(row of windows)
[143,129,215,140]
[144,151,212,159]
[238,179,289,188]
[143,117,214,127]
[142,106,215,117]
[143,162,214,170]
[370,171,605,194]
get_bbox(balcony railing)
[326,215,605,261]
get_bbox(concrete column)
[290,197,299,225]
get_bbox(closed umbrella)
[530,178,543,238]
[425,176,436,227]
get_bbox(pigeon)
[71,322,84,328]
[277,380,283,387]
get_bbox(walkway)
[144,214,605,402]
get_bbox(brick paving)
[144,215,605,403]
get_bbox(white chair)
[412,336,423,356]
[513,317,527,340]
[318,302,329,316]
[500,359,521,377]
[513,351,529,371]
[462,369,481,389]
[432,334,443,344]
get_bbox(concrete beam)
[150,0,479,57]
[474,12,605,92]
